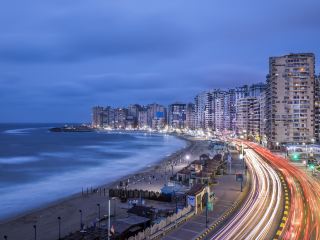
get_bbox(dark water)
[0,123,186,220]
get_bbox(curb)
[194,199,242,240]
[194,163,251,240]
[273,175,290,240]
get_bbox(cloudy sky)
[1,0,320,122]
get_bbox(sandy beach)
[0,135,209,240]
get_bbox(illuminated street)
[247,143,320,240]
[209,149,283,240]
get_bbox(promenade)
[163,151,247,240]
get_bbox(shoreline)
[0,134,197,239]
[0,133,192,224]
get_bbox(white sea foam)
[0,133,186,220]
[4,128,36,135]
[0,156,38,164]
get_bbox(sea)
[0,123,186,220]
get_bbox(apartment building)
[266,53,315,147]
[315,75,320,142]
[168,103,187,129]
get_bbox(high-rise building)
[194,84,265,132]
[266,53,315,147]
[235,83,266,100]
[92,106,104,128]
[212,90,233,132]
[259,92,267,145]
[186,103,195,130]
[228,89,237,132]
[195,92,213,130]
[102,106,115,128]
[127,104,141,128]
[315,74,320,142]
[92,106,115,128]
[236,97,261,141]
[168,103,187,129]
[114,108,128,129]
[138,107,148,129]
[147,103,167,129]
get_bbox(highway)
[248,143,320,240]
[209,149,283,240]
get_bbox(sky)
[1,0,320,123]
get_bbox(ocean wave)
[0,156,39,164]
[3,128,36,135]
[0,132,187,220]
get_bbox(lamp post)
[311,138,315,158]
[57,216,61,240]
[171,164,174,177]
[205,185,209,229]
[108,199,111,240]
[79,209,83,230]
[303,142,307,160]
[185,154,190,163]
[33,225,37,240]
[112,197,117,219]
[97,204,101,228]
[57,217,61,240]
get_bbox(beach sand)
[0,136,209,240]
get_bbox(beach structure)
[186,184,211,214]
[175,154,225,187]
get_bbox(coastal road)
[208,149,283,240]
[248,143,320,240]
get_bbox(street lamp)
[112,197,117,219]
[79,209,83,230]
[205,185,210,229]
[170,162,174,177]
[33,225,37,240]
[108,199,111,240]
[97,204,101,228]
[302,142,308,159]
[57,217,61,240]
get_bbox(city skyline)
[1,0,320,122]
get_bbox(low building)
[175,154,225,187]
[186,184,209,214]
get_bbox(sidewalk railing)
[128,206,194,240]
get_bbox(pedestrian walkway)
[162,153,247,240]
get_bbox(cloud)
[0,0,320,122]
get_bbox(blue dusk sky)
[1,0,320,122]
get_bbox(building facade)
[315,75,320,142]
[147,103,167,130]
[127,104,141,128]
[194,92,213,130]
[186,103,195,130]
[138,107,148,129]
[114,108,128,129]
[92,106,104,128]
[266,53,315,147]
[194,84,265,132]
[236,97,261,141]
[168,103,187,129]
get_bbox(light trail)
[210,149,283,240]
[247,143,320,240]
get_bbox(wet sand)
[0,136,209,240]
